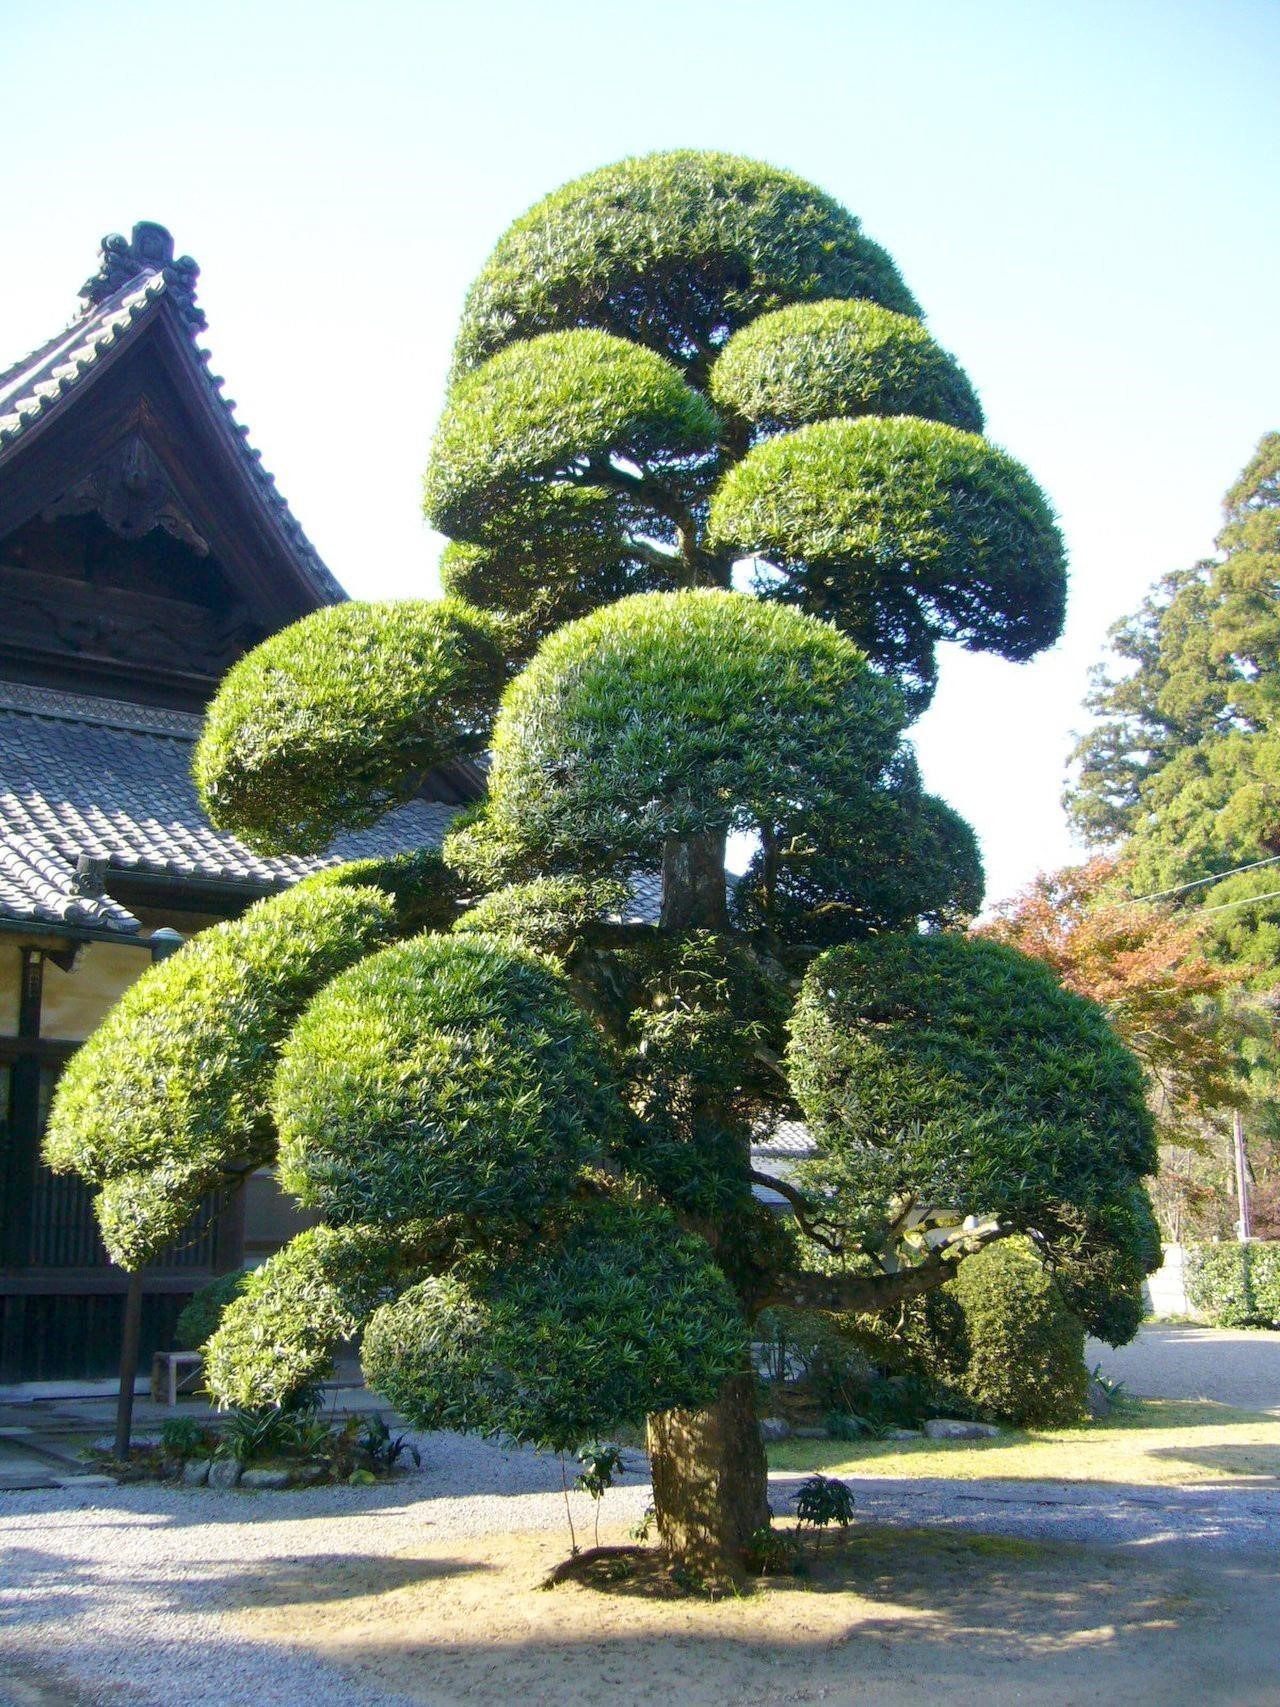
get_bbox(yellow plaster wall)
[0,948,20,1034]
[40,941,154,1040]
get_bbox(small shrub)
[744,1524,804,1576]
[159,1417,217,1461]
[1186,1241,1280,1328]
[926,1238,1089,1428]
[174,1271,251,1351]
[793,1473,856,1531]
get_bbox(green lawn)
[768,1397,1280,1485]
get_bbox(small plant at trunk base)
[793,1474,856,1532]
[356,1413,422,1473]
[576,1444,627,1549]
[744,1525,805,1577]
[159,1417,217,1461]
[48,150,1159,1581]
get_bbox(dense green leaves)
[195,599,505,854]
[483,589,906,872]
[709,417,1066,711]
[204,1225,409,1409]
[451,150,920,379]
[43,883,399,1236]
[787,934,1158,1332]
[274,933,623,1227]
[731,762,984,945]
[425,330,720,544]
[361,1195,746,1450]
[710,300,983,436]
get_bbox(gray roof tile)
[0,682,457,935]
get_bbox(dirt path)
[1089,1324,1280,1414]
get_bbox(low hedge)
[1185,1241,1280,1328]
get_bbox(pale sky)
[3,0,1277,907]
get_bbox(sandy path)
[1089,1323,1280,1414]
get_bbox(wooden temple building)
[0,223,482,1382]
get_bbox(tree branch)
[764,1223,1019,1315]
[748,1170,844,1256]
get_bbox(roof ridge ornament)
[79,221,206,333]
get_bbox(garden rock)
[208,1457,242,1488]
[792,1425,830,1440]
[240,1468,291,1490]
[1086,1376,1113,1419]
[182,1459,212,1487]
[887,1428,923,1440]
[923,1418,1001,1440]
[759,1417,791,1442]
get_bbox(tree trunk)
[661,830,728,932]
[114,1268,145,1460]
[647,1369,769,1580]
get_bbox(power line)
[1123,853,1280,907]
[1193,885,1280,918]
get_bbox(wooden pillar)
[1,949,44,1270]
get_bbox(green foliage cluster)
[204,1225,407,1409]
[482,589,906,872]
[451,876,627,960]
[919,1238,1088,1428]
[450,150,920,378]
[194,599,505,854]
[709,417,1065,712]
[710,299,983,436]
[1067,433,1280,979]
[361,1195,746,1451]
[174,1271,251,1351]
[44,882,400,1267]
[788,934,1159,1337]
[274,933,622,1227]
[731,760,984,945]
[1185,1241,1280,1328]
[426,329,720,543]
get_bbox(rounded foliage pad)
[361,1194,746,1450]
[709,416,1065,711]
[274,932,622,1227]
[711,299,983,435]
[787,934,1157,1241]
[485,588,907,870]
[204,1225,406,1410]
[451,149,919,376]
[194,598,505,854]
[425,330,720,543]
[43,882,399,1193]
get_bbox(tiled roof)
[0,682,457,936]
[0,224,343,606]
[752,1119,815,1158]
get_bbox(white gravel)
[2,1428,1279,1707]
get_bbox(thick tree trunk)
[660,830,728,931]
[647,1370,769,1580]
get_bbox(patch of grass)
[767,1397,1280,1485]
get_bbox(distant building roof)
[0,220,343,610]
[0,682,457,937]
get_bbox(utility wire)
[1193,885,1280,918]
[1122,852,1280,907]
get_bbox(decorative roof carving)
[43,433,210,555]
[79,222,206,333]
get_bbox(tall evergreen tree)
[46,154,1157,1580]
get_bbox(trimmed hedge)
[450,149,920,377]
[194,598,505,854]
[484,589,906,872]
[925,1238,1089,1428]
[174,1271,252,1352]
[274,932,624,1227]
[1186,1241,1280,1328]
[361,1194,746,1450]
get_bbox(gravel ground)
[2,1426,1279,1707]
[1088,1324,1280,1414]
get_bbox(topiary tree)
[44,152,1157,1579]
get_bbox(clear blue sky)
[4,0,1277,904]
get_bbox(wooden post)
[113,1268,144,1459]
[1233,1108,1253,1243]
